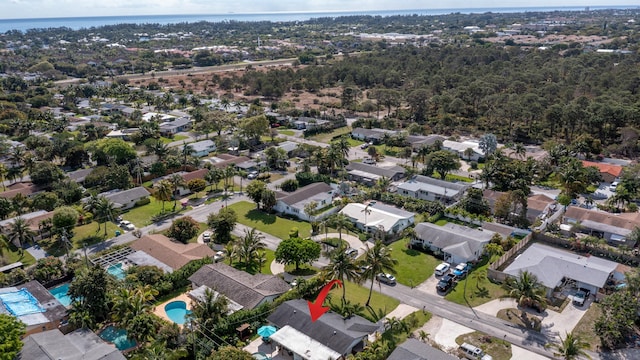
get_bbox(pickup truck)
[573,288,591,306]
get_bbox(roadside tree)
[167,216,199,244]
[275,237,321,271]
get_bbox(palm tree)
[181,142,193,171]
[362,240,398,307]
[0,163,7,191]
[304,200,318,223]
[168,174,186,209]
[188,288,228,329]
[205,167,223,192]
[131,343,187,360]
[236,228,266,269]
[329,213,351,241]
[547,331,592,360]
[471,269,488,290]
[322,245,359,304]
[361,204,372,230]
[8,217,35,252]
[237,170,247,194]
[94,196,118,237]
[153,179,173,212]
[505,270,547,313]
[375,176,391,192]
[514,143,527,160]
[223,165,237,195]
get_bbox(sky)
[1,0,638,19]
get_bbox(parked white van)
[459,343,493,360]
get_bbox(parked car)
[363,157,376,165]
[213,251,225,262]
[609,182,619,192]
[435,262,450,276]
[345,248,358,259]
[377,273,396,285]
[453,263,471,278]
[247,171,259,180]
[459,342,493,360]
[360,143,369,149]
[437,274,456,293]
[202,232,212,242]
[119,220,135,231]
[358,265,372,274]
[573,288,591,306]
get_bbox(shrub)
[289,227,299,238]
[280,179,299,192]
[470,161,478,170]
[135,197,151,206]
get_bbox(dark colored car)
[573,288,591,306]
[437,273,456,293]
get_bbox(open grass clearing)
[327,280,400,322]
[72,221,121,244]
[0,243,36,267]
[445,257,507,307]
[277,130,295,136]
[160,134,188,144]
[227,201,311,239]
[121,199,168,227]
[572,303,602,351]
[308,126,351,143]
[455,331,512,360]
[388,238,440,287]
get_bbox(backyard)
[227,201,312,239]
[388,238,440,287]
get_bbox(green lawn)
[122,199,175,227]
[347,138,364,147]
[445,257,507,307]
[308,126,351,143]
[227,201,311,239]
[261,249,276,275]
[1,244,36,267]
[388,238,440,287]
[572,302,602,351]
[160,134,188,144]
[72,221,121,244]
[434,219,449,226]
[328,280,400,322]
[278,130,295,136]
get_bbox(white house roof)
[340,202,414,231]
[189,140,215,153]
[270,326,341,360]
[414,222,494,261]
[142,112,175,122]
[503,243,619,289]
[442,140,484,155]
[397,175,468,198]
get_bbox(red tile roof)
[582,161,623,178]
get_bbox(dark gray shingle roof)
[20,328,125,360]
[278,182,332,206]
[387,339,458,360]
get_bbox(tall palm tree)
[375,176,391,192]
[8,217,35,252]
[362,240,398,307]
[361,204,372,230]
[329,213,351,241]
[0,163,7,191]
[205,167,223,192]
[505,270,547,312]
[236,228,266,268]
[188,288,228,329]
[547,331,592,360]
[168,174,186,209]
[322,245,359,304]
[223,165,237,194]
[181,142,193,171]
[153,179,173,212]
[94,196,118,237]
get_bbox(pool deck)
[153,293,193,326]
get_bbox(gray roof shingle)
[414,222,494,261]
[277,182,333,206]
[346,162,405,179]
[103,187,150,207]
[387,339,459,360]
[20,328,125,360]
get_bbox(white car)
[202,232,212,242]
[247,171,259,180]
[435,262,450,276]
[363,157,375,165]
[609,182,619,192]
[213,251,225,262]
[119,220,135,231]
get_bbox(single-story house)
[0,182,41,199]
[20,328,126,360]
[346,162,406,185]
[412,222,495,264]
[105,128,138,141]
[207,154,251,169]
[142,112,175,122]
[340,202,415,235]
[0,210,54,244]
[0,281,67,336]
[267,299,380,360]
[130,234,215,271]
[274,182,335,221]
[581,160,623,184]
[100,103,126,114]
[351,127,398,144]
[292,117,330,130]
[406,134,445,152]
[442,140,485,161]
[397,175,469,205]
[188,263,290,310]
[66,168,93,184]
[503,243,620,296]
[159,117,192,136]
[189,140,217,157]
[176,169,209,195]
[503,145,548,162]
[388,338,459,360]
[563,207,640,247]
[276,141,299,157]
[483,190,557,224]
[236,160,261,173]
[101,187,151,209]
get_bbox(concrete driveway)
[416,275,441,296]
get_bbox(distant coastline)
[0,6,637,33]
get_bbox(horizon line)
[1,5,638,22]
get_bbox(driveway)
[415,275,440,296]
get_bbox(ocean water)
[0,6,636,33]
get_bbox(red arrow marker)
[307,279,342,322]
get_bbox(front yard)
[388,238,441,287]
[227,201,311,239]
[308,126,351,143]
[445,257,507,307]
[456,331,512,360]
[328,280,400,322]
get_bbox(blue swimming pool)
[99,325,136,351]
[107,263,126,280]
[0,289,45,316]
[164,300,191,325]
[49,283,71,307]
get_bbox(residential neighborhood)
[1,6,640,360]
